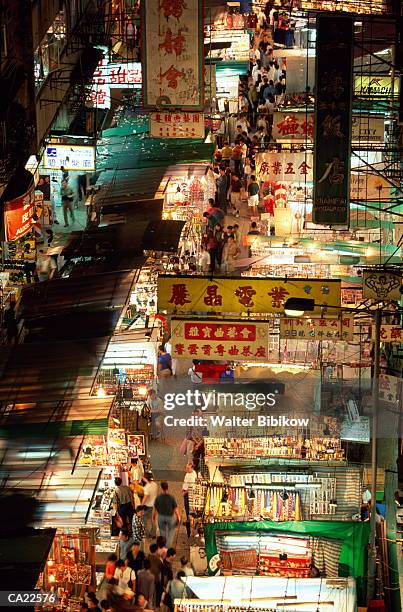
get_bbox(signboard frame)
[313,14,354,227]
[141,0,204,110]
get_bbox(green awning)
[216,61,249,77]
[97,136,214,170]
[204,520,370,604]
[0,418,109,438]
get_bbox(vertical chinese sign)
[313,15,353,226]
[142,0,203,110]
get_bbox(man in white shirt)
[182,463,197,538]
[142,472,159,537]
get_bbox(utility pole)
[367,307,381,603]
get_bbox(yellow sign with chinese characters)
[158,275,341,315]
[171,319,270,361]
[280,316,354,341]
[374,325,403,343]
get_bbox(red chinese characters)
[159,0,187,20]
[235,286,257,308]
[160,65,185,89]
[267,286,290,308]
[277,115,300,136]
[168,284,191,306]
[204,285,223,307]
[158,28,186,56]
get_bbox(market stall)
[203,520,369,603]
[178,576,357,612]
[37,528,97,611]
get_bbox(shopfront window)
[34,11,67,90]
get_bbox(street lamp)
[283,297,398,606]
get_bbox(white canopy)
[182,576,356,612]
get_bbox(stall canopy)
[0,396,113,438]
[0,336,111,403]
[19,270,137,320]
[184,576,357,612]
[0,438,100,527]
[204,520,370,603]
[23,309,123,342]
[97,136,214,171]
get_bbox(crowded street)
[0,0,402,611]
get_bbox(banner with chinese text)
[4,185,36,241]
[142,0,203,109]
[272,113,314,142]
[158,275,341,315]
[379,373,401,403]
[171,319,270,361]
[313,15,353,226]
[255,152,313,183]
[363,271,402,300]
[273,113,382,143]
[280,316,354,341]
[150,112,205,138]
[374,326,403,343]
[88,59,142,108]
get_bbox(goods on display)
[204,436,344,461]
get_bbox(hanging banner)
[150,112,205,138]
[272,113,314,142]
[4,185,36,242]
[158,275,341,315]
[350,173,391,201]
[273,113,383,144]
[379,373,401,403]
[313,15,353,226]
[142,0,203,110]
[88,59,142,108]
[374,325,403,343]
[363,271,402,300]
[355,76,394,98]
[255,152,313,183]
[171,319,270,361]
[280,316,354,341]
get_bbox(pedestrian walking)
[153,482,180,547]
[132,506,146,550]
[113,477,135,531]
[60,179,75,227]
[142,473,159,537]
[136,560,156,609]
[247,175,260,217]
[126,540,145,574]
[182,463,197,538]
